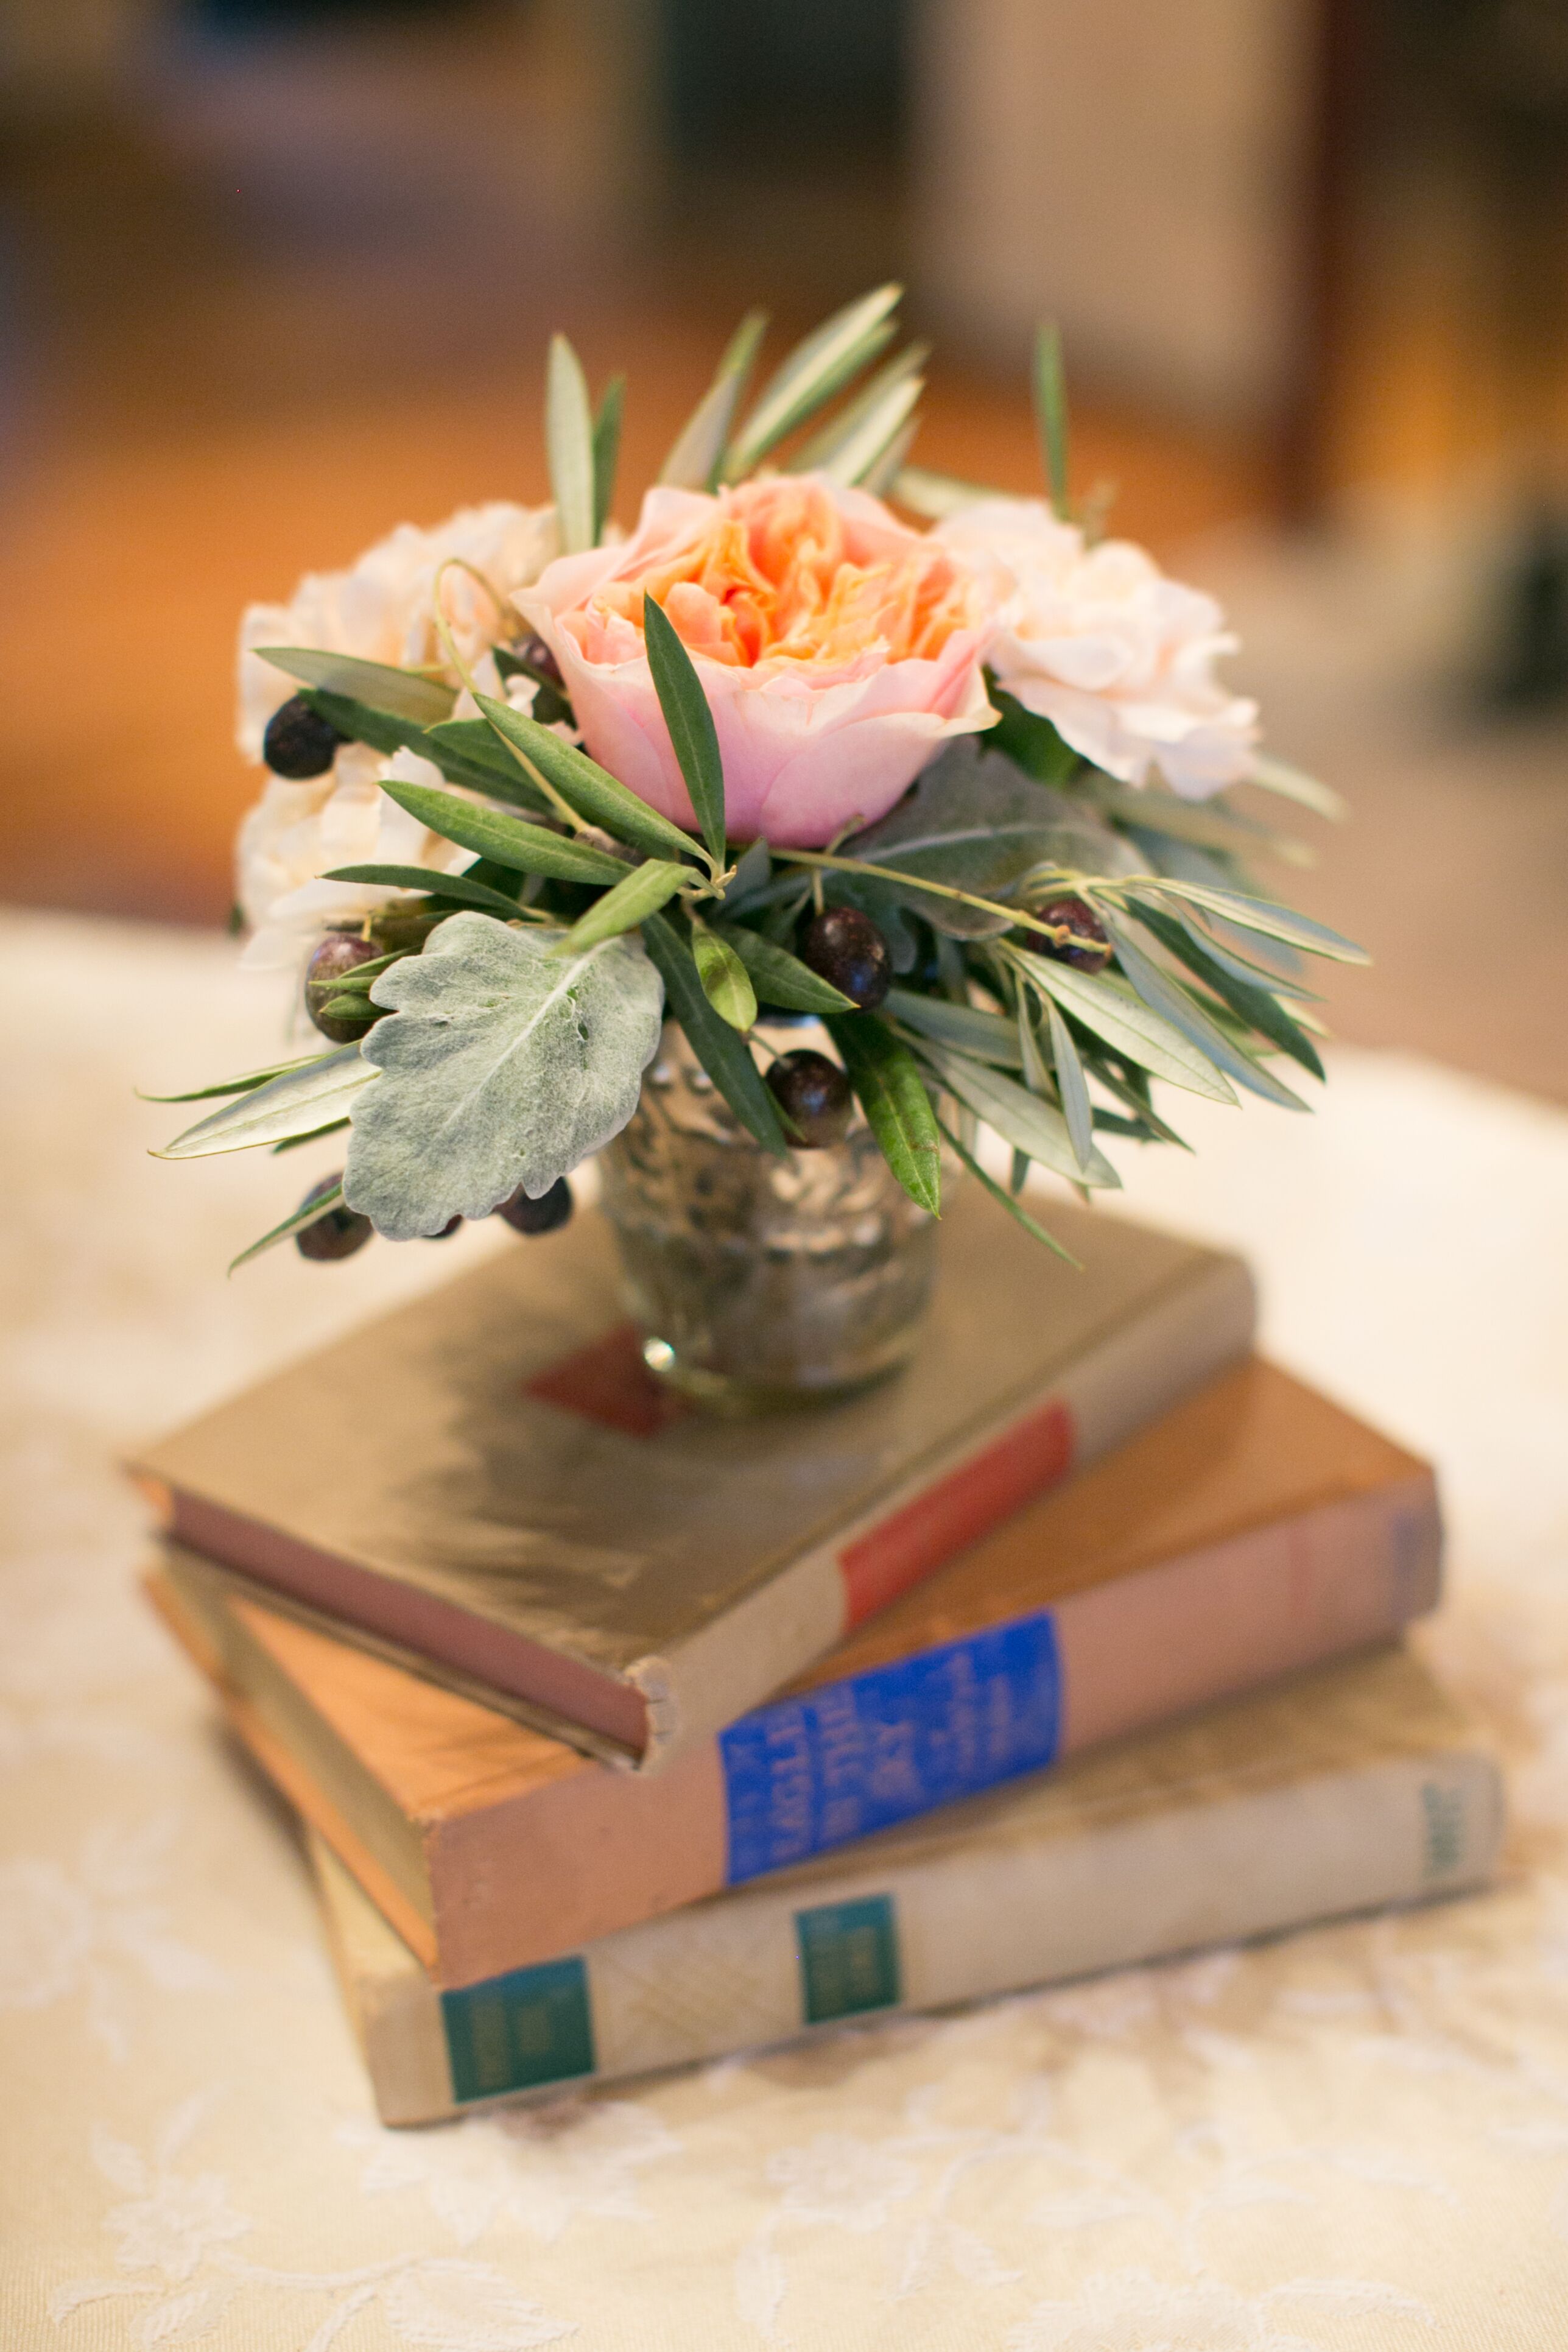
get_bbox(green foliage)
[911,1036,1120,1189]
[691,926,758,1031]
[376,778,629,886]
[229,1181,346,1275]
[932,1113,1078,1264]
[845,741,1119,937]
[826,1016,942,1215]
[659,309,769,492]
[321,864,529,917]
[344,914,664,1237]
[1132,905,1326,1080]
[641,913,789,1154]
[546,334,597,555]
[722,284,902,481]
[884,987,1022,1068]
[641,596,726,864]
[712,924,854,1015]
[592,372,626,542]
[789,344,928,485]
[139,1052,332,1105]
[1009,948,1237,1103]
[160,1047,376,1160]
[552,861,692,956]
[256,647,455,726]
[1032,321,1071,519]
[474,697,709,871]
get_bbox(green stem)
[775,849,1092,943]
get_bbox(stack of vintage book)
[133,1193,1501,2124]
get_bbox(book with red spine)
[147,1356,1441,1987]
[132,1191,1254,1770]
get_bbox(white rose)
[233,500,556,971]
[938,498,1257,801]
[236,500,558,759]
[237,674,541,973]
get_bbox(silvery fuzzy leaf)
[343,914,664,1238]
[846,740,1125,936]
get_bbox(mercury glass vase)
[599,1019,942,1414]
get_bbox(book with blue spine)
[305,1644,1502,2125]
[148,1354,1441,1988]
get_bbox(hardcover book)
[132,1192,1254,1769]
[306,1645,1502,2124]
[149,1357,1443,1986]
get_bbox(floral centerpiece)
[153,287,1363,1407]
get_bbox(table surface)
[4,906,1567,2351]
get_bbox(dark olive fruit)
[295,1173,372,1262]
[765,1050,854,1149]
[305,932,381,1042]
[262,694,345,780]
[800,906,892,1010]
[1037,896,1113,974]
[496,1177,574,1236]
[513,632,564,688]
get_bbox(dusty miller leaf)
[343,914,664,1236]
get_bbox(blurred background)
[2,0,1564,1096]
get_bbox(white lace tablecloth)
[4,905,1567,2351]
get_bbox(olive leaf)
[138,1052,333,1105]
[376,778,628,886]
[256,647,455,727]
[1098,915,1309,1111]
[551,859,691,956]
[712,924,853,1015]
[228,1181,349,1275]
[932,1112,1078,1264]
[1009,948,1237,1104]
[722,283,902,481]
[1044,998,1095,1174]
[546,334,597,555]
[659,309,768,492]
[1032,320,1071,518]
[322,863,530,917]
[474,697,707,870]
[911,1037,1120,1189]
[641,913,787,1153]
[1132,905,1326,1080]
[592,371,626,542]
[788,343,928,483]
[1123,879,1368,965]
[642,596,726,864]
[691,926,758,1030]
[826,1015,941,1215]
[846,741,1123,936]
[343,914,663,1238]
[159,1047,376,1160]
[884,987,1022,1068]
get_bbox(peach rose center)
[568,481,983,674]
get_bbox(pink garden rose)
[515,475,998,847]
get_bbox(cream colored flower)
[232,498,555,969]
[937,498,1258,801]
[236,501,558,761]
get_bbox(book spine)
[353,1741,1502,2124]
[644,1250,1257,1769]
[425,1464,1439,1983]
